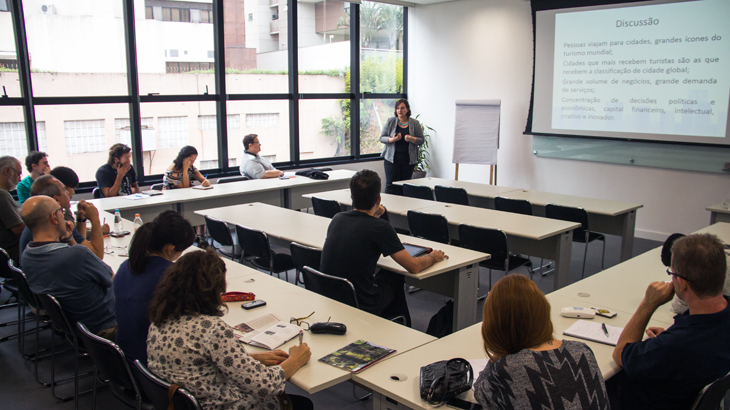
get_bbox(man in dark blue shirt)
[612,233,730,410]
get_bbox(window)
[0,122,29,159]
[207,50,214,59]
[158,116,188,148]
[246,113,279,128]
[64,120,106,155]
[361,99,395,154]
[199,115,240,131]
[200,158,237,169]
[300,100,349,158]
[298,0,350,94]
[170,49,179,58]
[201,10,211,24]
[360,1,404,93]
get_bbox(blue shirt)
[21,242,116,334]
[620,296,730,410]
[18,226,84,268]
[114,257,171,366]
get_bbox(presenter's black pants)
[383,160,416,196]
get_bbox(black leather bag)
[419,358,474,405]
[295,168,329,180]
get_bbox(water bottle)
[114,209,123,234]
[133,214,143,232]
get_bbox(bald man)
[20,196,117,340]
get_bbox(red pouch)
[221,291,256,302]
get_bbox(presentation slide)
[532,0,730,145]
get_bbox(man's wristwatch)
[76,216,87,223]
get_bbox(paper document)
[563,320,622,346]
[122,193,151,200]
[467,359,489,387]
[248,322,302,350]
[192,185,213,190]
[283,172,296,178]
[234,313,280,344]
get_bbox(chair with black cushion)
[133,360,202,410]
[92,188,102,198]
[407,210,450,245]
[690,369,730,410]
[434,185,469,205]
[402,184,434,201]
[290,242,322,287]
[150,183,163,191]
[458,224,533,294]
[380,207,410,235]
[311,197,342,219]
[301,266,358,307]
[545,204,606,278]
[37,294,94,407]
[236,225,294,282]
[204,216,242,261]
[217,175,250,184]
[494,196,533,216]
[76,322,153,410]
[0,247,24,343]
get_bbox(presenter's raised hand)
[390,133,402,143]
[404,134,417,143]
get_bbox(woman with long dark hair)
[474,274,610,409]
[113,210,195,365]
[379,99,424,195]
[147,250,313,410]
[163,145,210,190]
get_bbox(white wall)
[409,0,728,241]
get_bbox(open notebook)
[563,320,623,346]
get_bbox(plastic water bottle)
[133,214,143,232]
[114,209,123,234]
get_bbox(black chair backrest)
[458,224,509,271]
[301,266,359,308]
[494,196,533,216]
[235,225,271,260]
[92,187,102,198]
[434,186,469,206]
[545,203,589,241]
[402,184,434,201]
[311,197,342,219]
[690,369,730,410]
[204,216,234,247]
[37,293,81,346]
[407,210,450,244]
[290,242,322,274]
[217,176,250,184]
[76,322,140,395]
[7,262,41,311]
[133,360,202,410]
[0,247,12,280]
[150,183,164,191]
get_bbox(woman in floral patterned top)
[162,146,210,190]
[147,249,313,410]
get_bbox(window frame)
[1,0,407,191]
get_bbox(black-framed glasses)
[8,167,22,177]
[50,207,66,221]
[290,311,315,330]
[667,268,692,283]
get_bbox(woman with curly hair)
[147,249,312,410]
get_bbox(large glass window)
[360,98,394,155]
[359,1,403,93]
[301,99,348,159]
[227,100,290,166]
[0,7,21,98]
[22,0,129,96]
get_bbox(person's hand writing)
[201,179,211,187]
[404,134,417,143]
[251,350,289,366]
[101,224,110,235]
[645,327,666,338]
[430,250,448,263]
[643,281,675,309]
[390,133,402,143]
[288,343,311,366]
[116,162,132,179]
[374,205,386,219]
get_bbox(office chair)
[434,185,469,205]
[402,184,434,201]
[545,203,606,278]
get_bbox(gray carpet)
[0,234,661,410]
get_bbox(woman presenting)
[380,99,424,195]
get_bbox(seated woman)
[163,145,210,190]
[474,274,610,410]
[147,250,313,410]
[113,210,195,366]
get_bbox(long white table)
[303,189,580,290]
[707,203,730,224]
[397,177,643,262]
[90,170,354,226]
[195,203,490,331]
[221,260,436,394]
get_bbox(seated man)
[0,156,25,264]
[16,151,50,205]
[20,196,116,340]
[612,233,730,410]
[95,143,140,197]
[50,166,110,236]
[320,169,447,326]
[239,134,284,179]
[18,175,104,263]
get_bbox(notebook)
[563,320,622,346]
[319,340,395,373]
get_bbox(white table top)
[303,189,438,216]
[707,203,730,215]
[220,261,436,394]
[195,203,489,280]
[90,170,356,212]
[394,177,521,197]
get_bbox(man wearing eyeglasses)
[611,233,730,410]
[0,156,26,264]
[20,196,116,341]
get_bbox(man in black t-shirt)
[95,143,139,197]
[320,170,447,326]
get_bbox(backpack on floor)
[426,300,453,338]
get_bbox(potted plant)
[412,114,433,179]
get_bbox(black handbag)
[419,358,474,405]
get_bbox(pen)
[601,323,609,337]
[103,217,106,225]
[298,331,303,345]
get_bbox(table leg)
[452,263,479,332]
[282,188,291,209]
[619,210,636,262]
[710,212,717,225]
[553,231,573,290]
